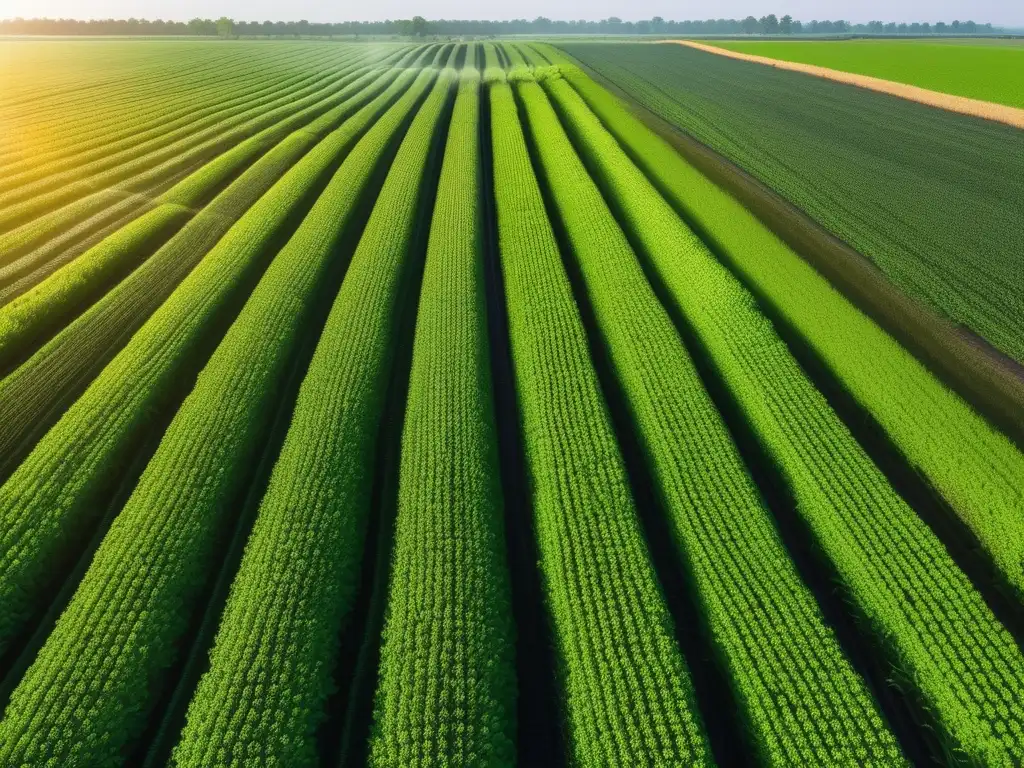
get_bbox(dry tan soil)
[663,40,1024,130]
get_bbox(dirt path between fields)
[662,40,1024,130]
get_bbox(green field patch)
[712,39,1024,108]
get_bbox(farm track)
[0,39,1022,766]
[555,48,1024,446]
[560,42,1024,371]
[669,40,1024,129]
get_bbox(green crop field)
[710,39,1024,108]
[560,41,1024,365]
[0,37,1022,767]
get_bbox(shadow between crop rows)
[480,81,565,766]
[511,81,748,768]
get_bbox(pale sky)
[1,0,1020,26]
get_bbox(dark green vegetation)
[714,40,1024,107]
[0,38,1022,767]
[559,41,1024,364]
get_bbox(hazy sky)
[3,0,1020,26]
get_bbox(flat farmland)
[560,41,1024,365]
[0,38,1022,767]
[709,39,1024,108]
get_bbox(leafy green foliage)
[170,67,458,768]
[0,64,440,766]
[0,60,427,661]
[541,73,906,765]
[0,38,1020,768]
[494,78,711,765]
[0,47,406,265]
[370,69,517,767]
[559,42,1024,363]
[0,203,191,368]
[541,44,1024,763]
[0,50,424,477]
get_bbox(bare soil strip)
[663,40,1024,129]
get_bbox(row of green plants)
[0,48,429,482]
[0,57,431,661]
[0,49,370,240]
[0,45,363,201]
[0,47,397,269]
[538,43,1024,763]
[541,46,1024,600]
[490,72,712,765]
[0,48,412,373]
[558,42,1024,364]
[525,62,905,765]
[0,43,339,180]
[1,39,1022,765]
[369,67,518,767]
[0,60,442,766]
[0,50,400,312]
[172,63,458,768]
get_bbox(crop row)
[0,54,434,661]
[0,48,393,253]
[369,65,517,767]
[540,44,1024,763]
[490,72,711,765]
[0,48,433,486]
[0,45,365,199]
[0,46,414,374]
[0,43,359,179]
[172,63,459,768]
[0,59,442,765]
[0,40,1021,766]
[525,65,904,765]
[0,47,418,306]
[558,42,1024,364]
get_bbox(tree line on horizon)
[0,15,1001,38]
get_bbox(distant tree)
[0,13,1004,39]
[761,13,779,33]
[934,21,947,33]
[867,20,884,33]
[215,16,233,38]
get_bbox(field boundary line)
[554,46,1024,445]
[661,40,1024,129]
